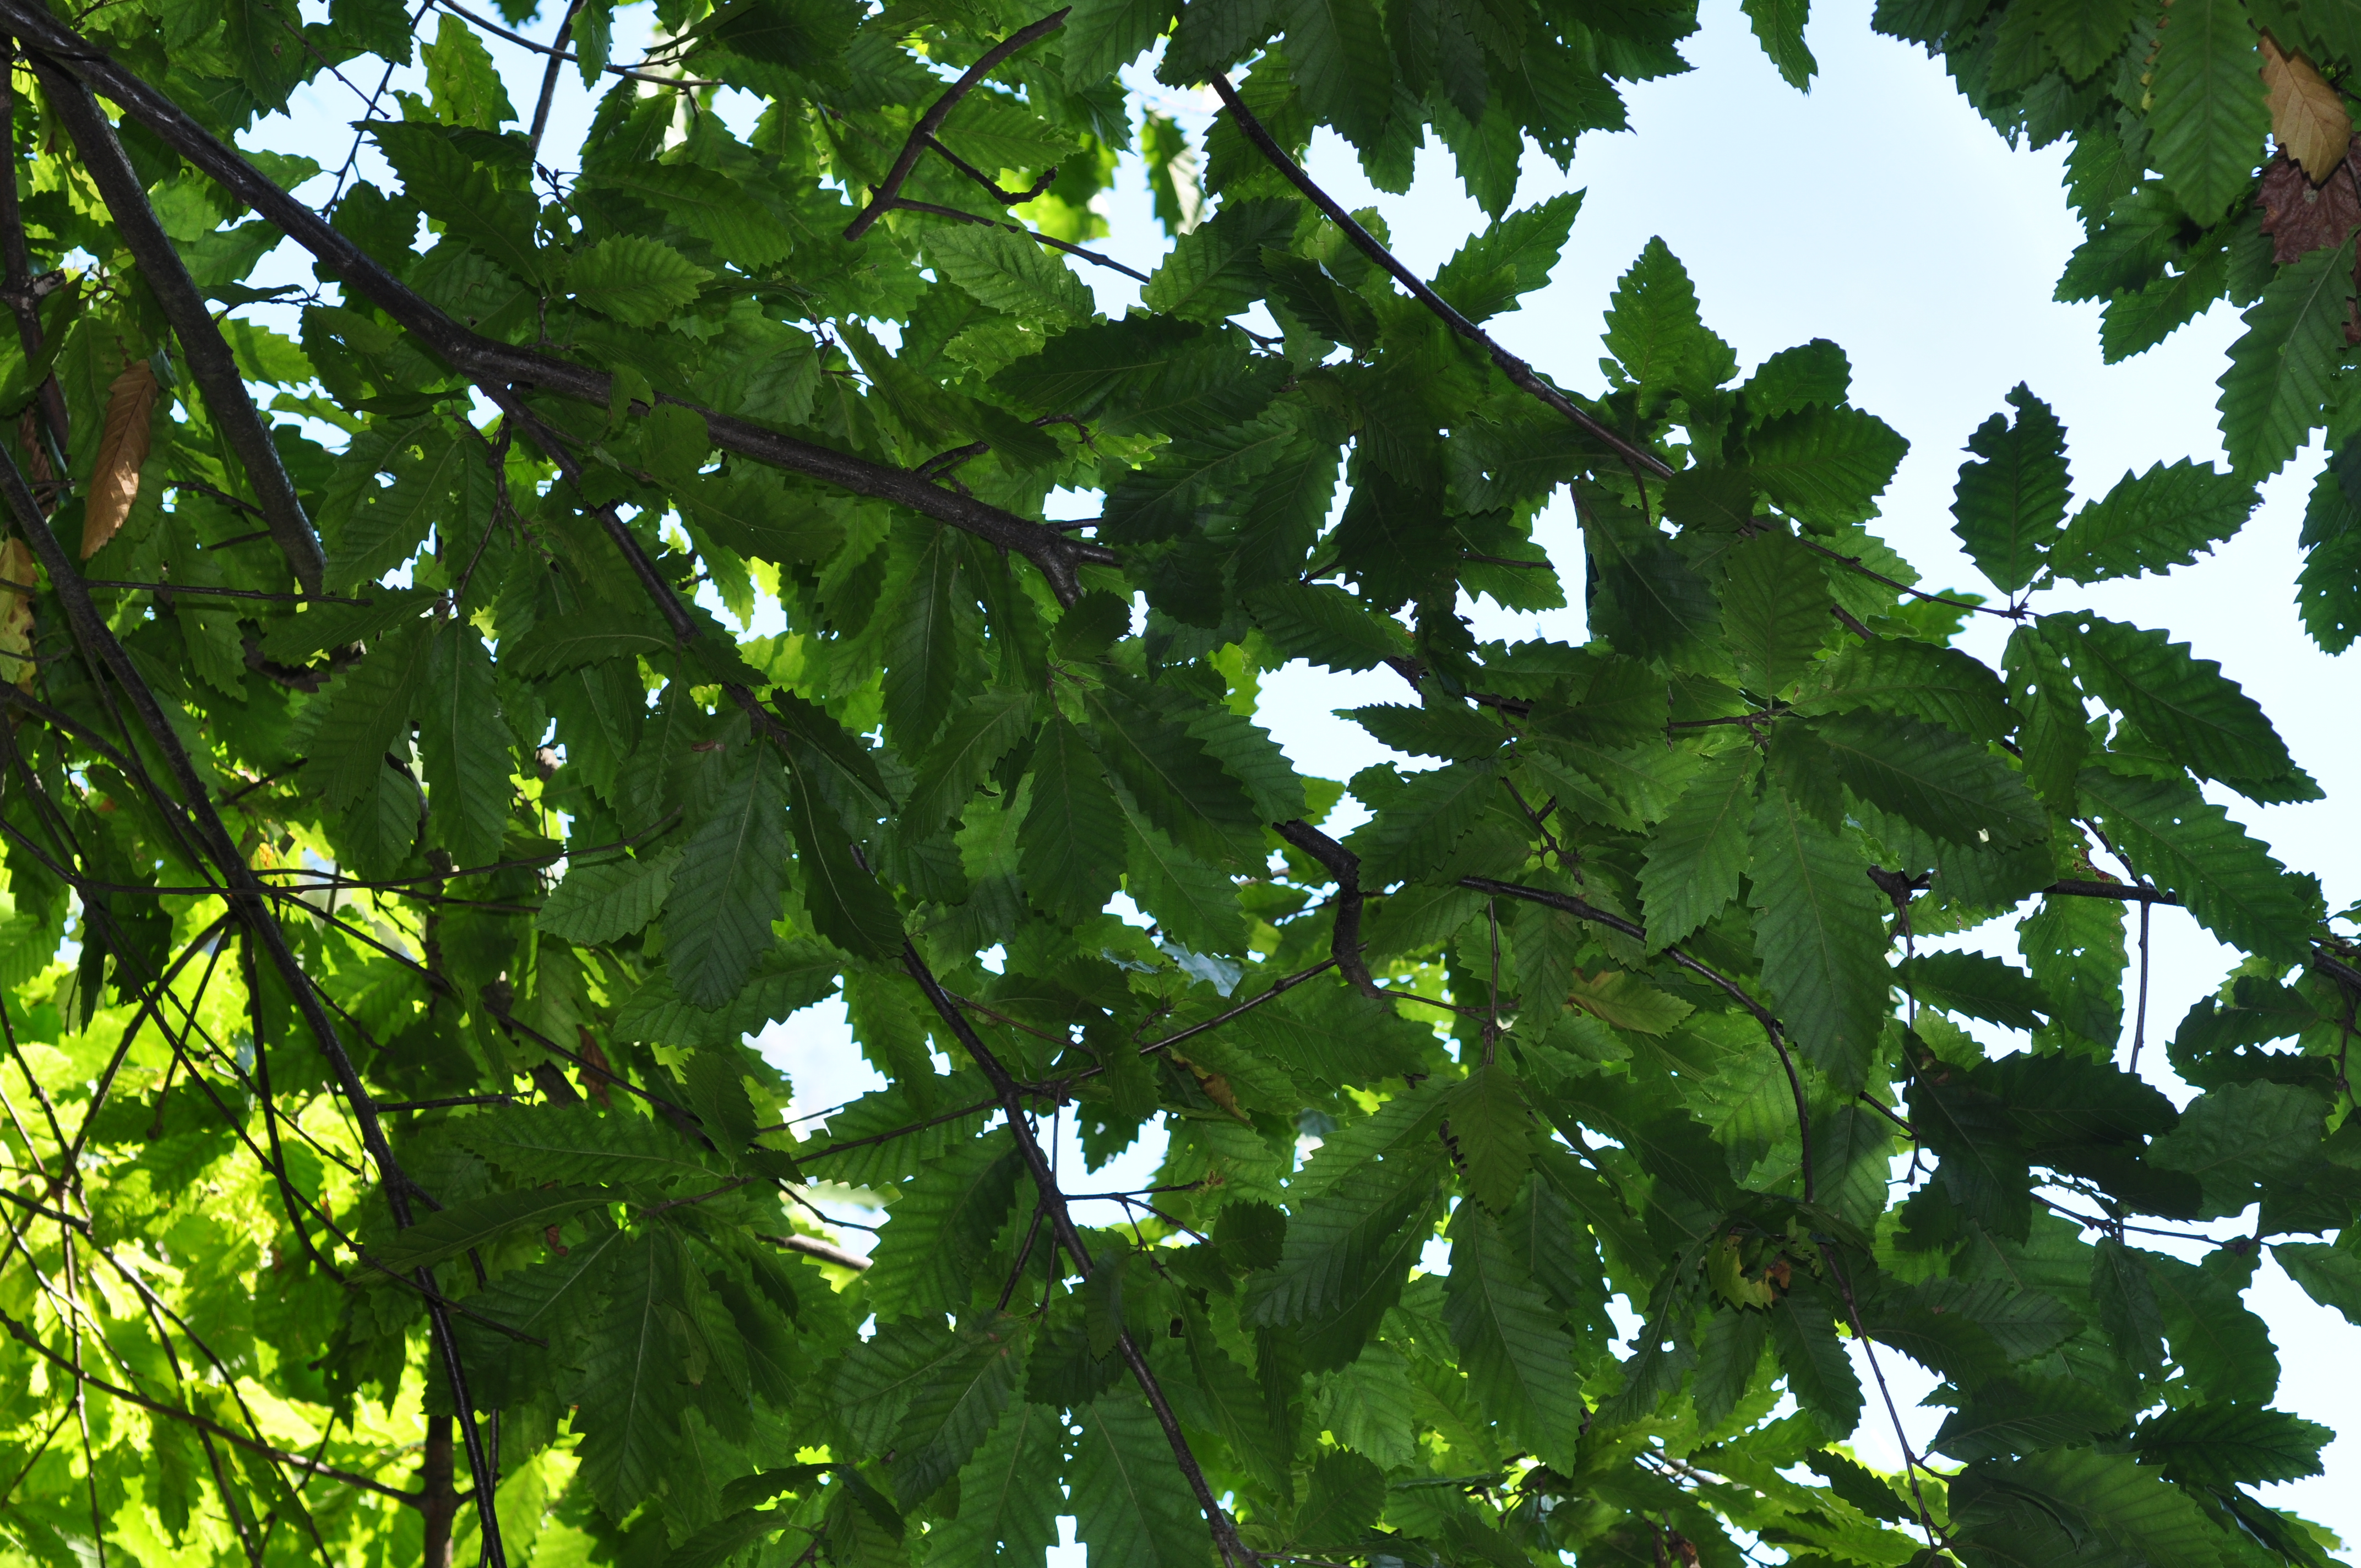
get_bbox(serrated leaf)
[2046,612,2298,793]
[590,160,795,268]
[1082,683,1262,865]
[1071,1395,1211,1568]
[2146,1251,2281,1402]
[457,1104,722,1185]
[1062,0,1175,85]
[2130,1401,2331,1484]
[1951,383,2069,597]
[2217,234,2354,477]
[1748,780,1891,1091]
[419,622,510,868]
[1720,532,1832,697]
[1445,1064,1535,1211]
[1140,197,1298,320]
[1432,192,1585,323]
[1813,710,2047,848]
[373,1186,611,1271]
[2150,1079,2326,1214]
[1021,716,1127,923]
[867,1138,1024,1322]
[503,609,676,679]
[1932,1376,2131,1463]
[1604,237,1734,401]
[903,688,1036,836]
[1769,1276,1863,1439]
[2273,1240,2361,1325]
[538,848,682,944]
[1742,0,1816,88]
[2076,765,2317,966]
[1346,701,1509,760]
[2148,0,2271,221]
[1442,1206,1584,1463]
[1746,404,1909,527]
[324,428,472,590]
[923,224,1094,326]
[1798,638,2011,739]
[1244,580,1408,670]
[569,235,712,326]
[1895,951,2049,1031]
[1279,0,1391,146]
[307,620,431,812]
[2049,459,2257,583]
[922,1401,1064,1568]
[573,1231,689,1513]
[1343,757,1501,886]
[888,1315,1030,1505]
[667,750,792,1006]
[1640,747,1759,950]
[370,122,547,284]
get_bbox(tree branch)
[0,11,1112,603]
[32,62,327,594]
[841,9,1072,241]
[1209,73,1670,483]
[900,940,1256,1567]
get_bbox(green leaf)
[904,689,1037,836]
[1950,384,2069,597]
[2076,766,2317,967]
[1604,237,1736,401]
[1811,711,2047,848]
[1745,405,1909,528]
[1719,532,1832,698]
[1141,197,1299,321]
[1343,757,1500,886]
[2129,1402,2331,1485]
[888,1316,1030,1505]
[1122,809,1244,954]
[1346,701,1509,760]
[1747,779,1891,1090]
[1245,580,1410,671]
[1742,0,1816,88]
[1071,1395,1212,1568]
[2146,1251,2280,1403]
[1445,1064,1535,1211]
[373,1186,611,1271]
[422,13,516,129]
[923,225,1094,326]
[1021,716,1128,923]
[1062,0,1176,86]
[1082,684,1262,866]
[324,428,472,590]
[922,1402,1064,1568]
[1952,1449,2227,1568]
[1640,747,1759,950]
[1798,638,2012,739]
[504,610,677,679]
[1278,0,1392,146]
[1432,193,1585,323]
[568,235,713,326]
[369,123,547,284]
[666,749,791,1007]
[867,1138,1024,1323]
[2217,235,2355,477]
[573,1232,690,1514]
[2273,1240,2361,1326]
[2049,459,2257,584]
[1691,1307,1769,1433]
[2147,0,2269,221]
[1442,1206,1585,1464]
[784,741,904,961]
[1895,951,2049,1031]
[538,848,681,944]
[1293,1449,1385,1549]
[883,525,964,752]
[2150,1079,2326,1215]
[2039,0,2137,78]
[418,623,510,869]
[589,160,795,269]
[307,620,431,812]
[457,1104,722,1186]
[1933,1375,2130,1463]
[2045,613,2299,794]
[1769,1276,1863,1439]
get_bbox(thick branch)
[841,9,1071,241]
[1272,820,1383,997]
[34,63,326,593]
[901,941,1255,1567]
[0,10,1110,602]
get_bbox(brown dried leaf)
[2259,146,2361,263]
[0,536,36,694]
[2262,32,2354,184]
[81,357,157,560]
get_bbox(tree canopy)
[0,1,2355,1566]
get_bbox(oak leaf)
[2261,33,2352,184]
[81,357,157,559]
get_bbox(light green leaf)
[324,428,471,590]
[924,224,1094,326]
[2046,612,2299,794]
[307,620,431,812]
[422,13,516,129]
[923,1402,1064,1568]
[1062,0,1176,86]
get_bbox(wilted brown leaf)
[81,357,157,560]
[2259,146,2361,263]
[2262,32,2354,184]
[0,536,36,694]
